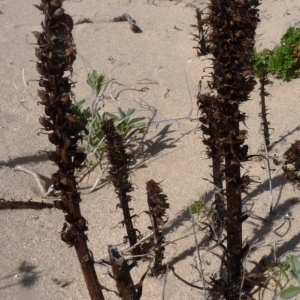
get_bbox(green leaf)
[128,118,145,126]
[290,256,300,282]
[106,112,118,120]
[117,107,126,118]
[87,70,109,95]
[281,27,300,45]
[280,286,300,299]
[125,107,135,117]
[75,99,86,108]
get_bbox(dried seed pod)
[65,214,76,224]
[48,132,60,145]
[54,200,67,211]
[51,172,60,185]
[51,0,64,7]
[39,78,50,90]
[283,140,300,188]
[76,217,88,231]
[36,62,47,76]
[66,116,88,134]
[33,4,43,11]
[61,229,76,247]
[70,191,81,204]
[48,151,60,164]
[60,92,71,104]
[32,31,43,40]
[73,152,86,167]
[44,105,55,117]
[39,116,52,130]
[65,45,77,60]
[35,48,44,60]
[63,137,72,150]
[53,8,65,17]
[37,89,49,105]
[60,176,73,188]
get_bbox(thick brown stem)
[0,199,53,210]
[108,246,139,300]
[212,145,225,232]
[75,233,104,300]
[225,141,243,299]
[120,192,138,248]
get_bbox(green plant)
[250,255,291,299]
[268,45,298,80]
[281,256,300,299]
[252,27,300,80]
[70,71,146,164]
[86,70,110,97]
[251,48,272,76]
[72,100,146,157]
[189,193,217,221]
[189,195,206,216]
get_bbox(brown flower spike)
[33,1,104,299]
[101,119,140,253]
[197,0,260,298]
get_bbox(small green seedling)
[189,195,206,216]
[280,255,300,299]
[87,70,110,96]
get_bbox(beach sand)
[1,0,300,299]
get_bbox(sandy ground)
[1,0,300,299]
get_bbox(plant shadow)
[85,123,181,192]
[0,260,41,290]
[1,152,49,169]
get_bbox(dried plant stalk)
[197,92,225,236]
[199,0,260,298]
[146,179,169,276]
[259,70,272,149]
[101,119,139,253]
[108,246,140,300]
[0,198,53,210]
[192,8,208,56]
[33,1,104,299]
